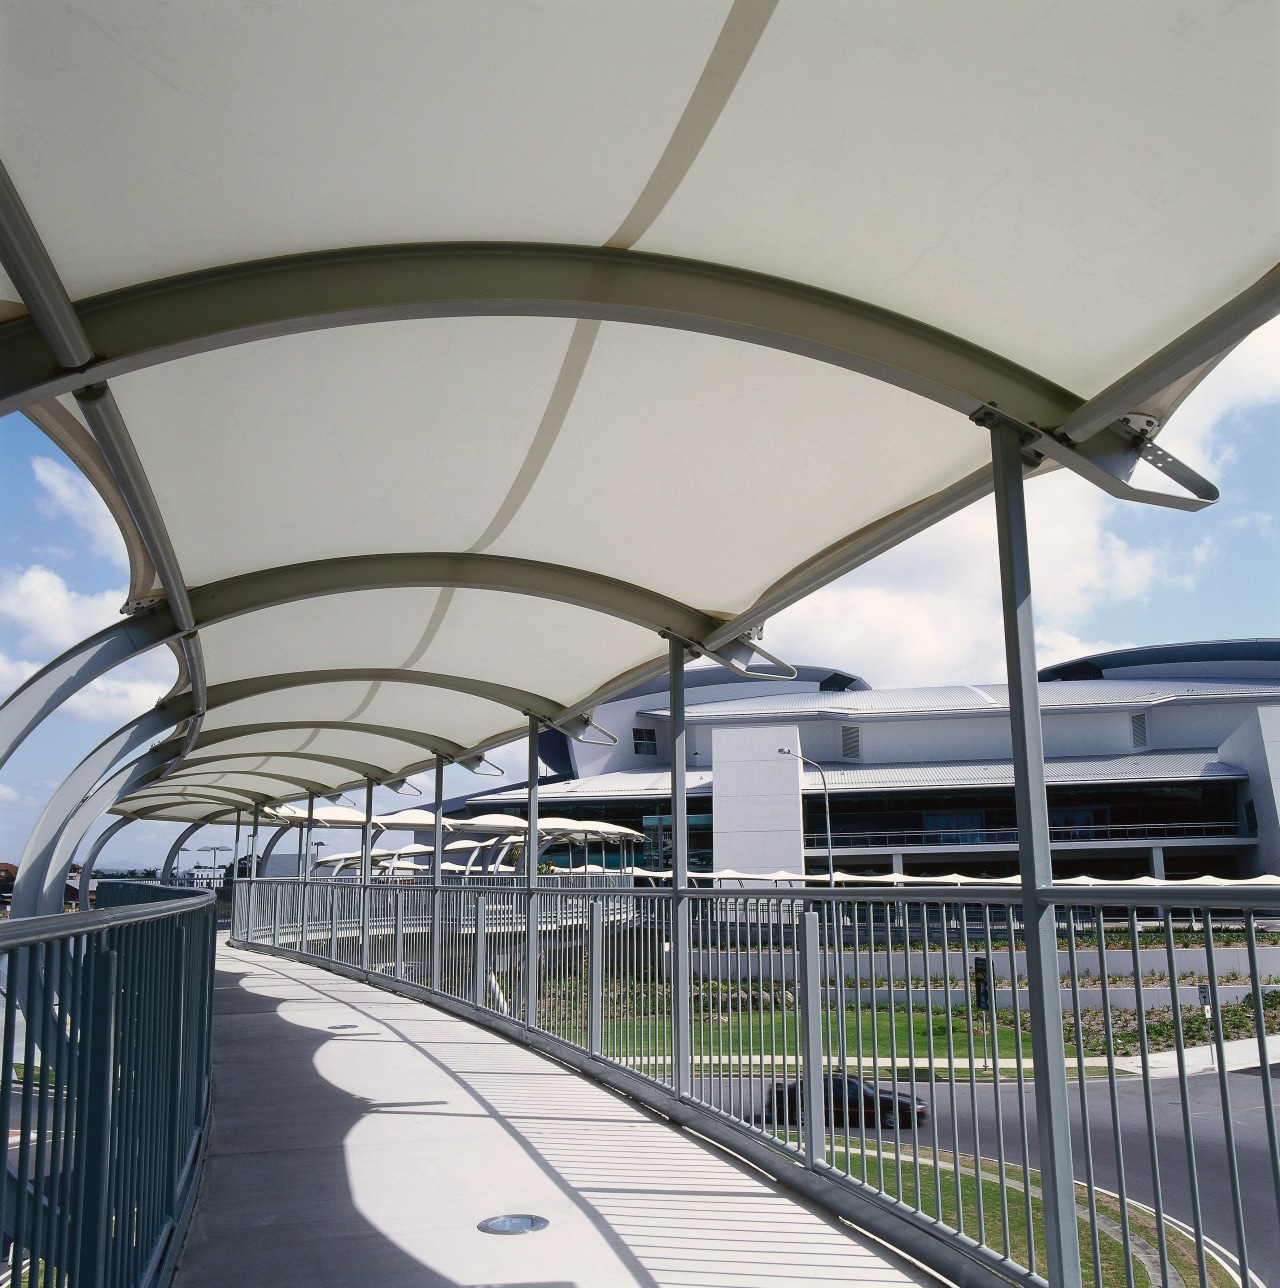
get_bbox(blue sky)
[1,317,1278,872]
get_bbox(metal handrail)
[0,883,216,1288]
[0,887,213,949]
[233,875,1280,1288]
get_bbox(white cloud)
[1155,314,1280,471]
[31,456,128,568]
[766,470,1183,688]
[0,784,18,803]
[766,315,1280,691]
[0,565,125,657]
[64,649,176,724]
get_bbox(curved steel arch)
[0,242,1082,428]
[194,667,566,725]
[156,765,338,798]
[78,816,135,911]
[178,748,399,784]
[160,821,206,883]
[155,719,467,763]
[0,551,719,775]
[257,825,293,877]
[25,749,173,919]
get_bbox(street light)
[198,844,231,878]
[778,747,834,887]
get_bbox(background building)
[460,641,1280,880]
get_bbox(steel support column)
[990,421,1082,1288]
[248,806,260,880]
[669,637,691,1099]
[526,715,539,1028]
[431,758,444,994]
[360,778,374,970]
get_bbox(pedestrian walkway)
[174,941,941,1288]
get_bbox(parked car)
[773,1076,928,1129]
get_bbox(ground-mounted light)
[477,1214,549,1235]
[328,1023,357,1030]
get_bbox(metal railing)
[234,876,1280,1288]
[0,884,216,1288]
[804,822,1243,850]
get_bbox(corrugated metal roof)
[484,769,714,803]
[803,749,1246,792]
[643,678,1280,721]
[477,751,1239,804]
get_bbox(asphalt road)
[921,1064,1280,1287]
[694,1064,1280,1286]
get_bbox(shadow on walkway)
[175,945,936,1288]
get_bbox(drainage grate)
[477,1215,549,1236]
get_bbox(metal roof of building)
[806,750,1246,792]
[645,679,1280,722]
[481,751,1240,803]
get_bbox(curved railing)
[233,876,1280,1288]
[1,885,216,1288]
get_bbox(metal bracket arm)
[970,407,1218,512]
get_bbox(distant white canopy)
[0,2,1272,855]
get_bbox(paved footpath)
[175,941,940,1288]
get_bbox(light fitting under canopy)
[0,1,1276,915]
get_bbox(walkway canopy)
[0,2,1275,909]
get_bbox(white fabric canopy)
[0,2,1272,832]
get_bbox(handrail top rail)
[0,886,214,951]
[232,873,1280,910]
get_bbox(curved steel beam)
[156,720,467,762]
[194,668,566,724]
[160,822,205,883]
[178,749,399,784]
[257,824,292,878]
[126,783,275,810]
[77,816,134,911]
[32,749,172,919]
[12,705,182,919]
[156,766,337,798]
[0,242,1081,429]
[0,551,717,775]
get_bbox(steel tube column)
[990,421,1082,1288]
[248,807,260,880]
[431,759,444,994]
[526,716,539,1027]
[360,778,374,969]
[669,638,691,1099]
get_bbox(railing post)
[393,886,404,980]
[588,900,603,1056]
[300,874,309,954]
[166,925,188,1219]
[526,714,540,1028]
[670,637,691,1099]
[989,418,1082,1288]
[474,895,487,1008]
[271,882,280,947]
[360,883,370,970]
[78,942,117,1288]
[329,886,338,961]
[799,910,825,1170]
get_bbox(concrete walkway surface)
[174,941,941,1288]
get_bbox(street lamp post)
[778,747,834,887]
[197,844,231,881]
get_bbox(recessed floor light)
[477,1214,549,1236]
[328,1023,358,1030]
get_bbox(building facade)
[467,641,1280,881]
